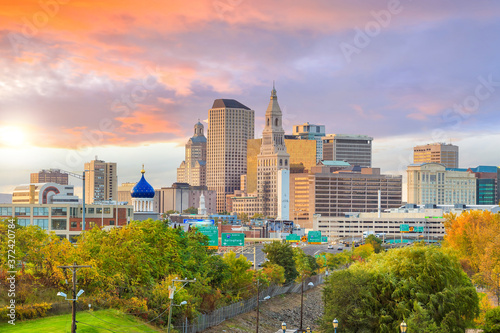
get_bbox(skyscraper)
[322,134,373,167]
[413,143,459,168]
[177,121,207,186]
[207,99,255,212]
[292,122,325,162]
[84,158,117,204]
[257,85,290,218]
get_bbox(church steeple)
[261,83,286,154]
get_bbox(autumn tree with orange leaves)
[444,210,500,304]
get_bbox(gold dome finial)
[141,164,145,174]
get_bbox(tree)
[263,241,298,283]
[237,213,249,223]
[484,307,500,333]
[183,206,198,214]
[251,213,264,219]
[365,234,383,253]
[322,244,479,332]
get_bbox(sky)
[1,0,500,198]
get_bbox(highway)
[234,243,346,268]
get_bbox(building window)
[0,207,12,216]
[34,219,49,230]
[71,221,78,228]
[33,207,49,216]
[51,219,67,230]
[15,207,30,216]
[51,207,67,216]
[18,219,30,227]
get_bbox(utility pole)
[58,262,92,333]
[256,280,260,333]
[300,274,304,332]
[167,277,196,333]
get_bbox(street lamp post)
[332,318,338,333]
[306,326,311,333]
[300,276,314,332]
[281,321,286,333]
[400,320,407,332]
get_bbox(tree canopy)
[322,244,479,333]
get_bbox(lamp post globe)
[400,320,407,333]
[281,321,286,333]
[306,326,312,333]
[333,318,338,333]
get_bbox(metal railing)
[175,274,326,333]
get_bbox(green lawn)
[0,309,161,332]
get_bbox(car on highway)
[337,246,343,250]
[327,244,334,249]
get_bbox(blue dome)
[131,171,155,198]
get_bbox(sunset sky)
[1,0,500,197]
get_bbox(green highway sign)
[286,234,301,242]
[221,233,245,247]
[400,224,424,233]
[198,226,219,248]
[321,236,328,243]
[308,231,322,244]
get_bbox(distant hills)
[0,193,12,204]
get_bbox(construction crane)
[54,169,88,231]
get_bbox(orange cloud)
[116,107,182,135]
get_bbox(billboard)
[308,231,322,244]
[197,226,219,249]
[221,233,245,247]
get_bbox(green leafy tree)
[365,234,383,253]
[263,241,298,283]
[221,252,253,300]
[183,206,198,214]
[322,244,479,332]
[484,307,500,333]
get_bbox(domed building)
[131,166,160,221]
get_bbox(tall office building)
[413,143,459,168]
[30,169,68,185]
[84,158,117,204]
[257,85,290,218]
[246,138,316,194]
[290,165,402,229]
[447,166,500,205]
[292,122,325,162]
[322,134,373,167]
[207,99,255,212]
[177,121,207,186]
[407,163,476,205]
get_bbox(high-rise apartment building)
[407,163,476,205]
[84,158,117,204]
[30,169,68,185]
[257,85,290,218]
[322,134,373,167]
[207,99,255,212]
[292,122,325,162]
[413,143,459,168]
[177,121,207,186]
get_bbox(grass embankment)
[0,309,160,332]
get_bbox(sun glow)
[0,126,27,147]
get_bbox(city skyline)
[1,1,500,195]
